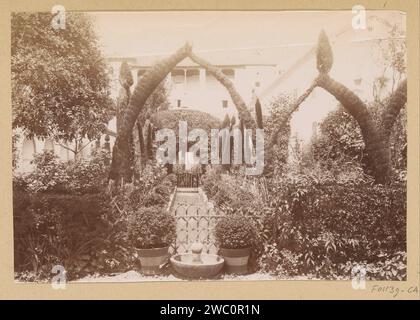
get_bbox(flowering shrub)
[13,149,122,281]
[339,251,406,281]
[264,94,294,174]
[22,151,69,192]
[215,215,258,249]
[66,150,111,193]
[113,163,176,212]
[19,150,111,194]
[201,167,265,216]
[258,245,301,277]
[126,207,176,249]
[312,103,407,181]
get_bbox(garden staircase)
[167,184,223,255]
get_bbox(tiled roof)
[107,46,311,68]
[105,35,382,69]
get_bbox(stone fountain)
[170,242,224,279]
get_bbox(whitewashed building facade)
[14,25,404,173]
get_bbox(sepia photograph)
[11,8,408,286]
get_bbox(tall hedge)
[262,180,406,279]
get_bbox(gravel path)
[74,270,282,283]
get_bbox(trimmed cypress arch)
[109,43,255,183]
[269,30,407,184]
[313,30,406,184]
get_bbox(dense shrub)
[13,191,121,280]
[258,245,301,276]
[13,149,120,281]
[19,151,69,193]
[312,103,407,180]
[66,150,112,193]
[201,167,265,216]
[201,164,406,280]
[201,168,265,271]
[215,215,258,249]
[18,150,111,194]
[261,175,406,280]
[113,163,176,212]
[126,207,176,249]
[13,153,176,281]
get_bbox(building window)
[172,69,185,84]
[222,100,228,108]
[137,69,147,78]
[177,99,182,108]
[186,69,199,87]
[222,69,235,79]
[186,69,199,77]
[354,78,362,86]
[255,81,261,87]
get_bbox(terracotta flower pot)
[137,246,169,275]
[219,247,251,275]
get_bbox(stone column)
[199,68,206,90]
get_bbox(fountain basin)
[170,253,224,279]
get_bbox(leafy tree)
[372,18,406,95]
[11,12,114,156]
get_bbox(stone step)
[176,187,200,193]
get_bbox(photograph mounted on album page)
[0,0,418,300]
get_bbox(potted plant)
[215,215,257,274]
[127,206,176,275]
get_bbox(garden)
[12,12,407,282]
